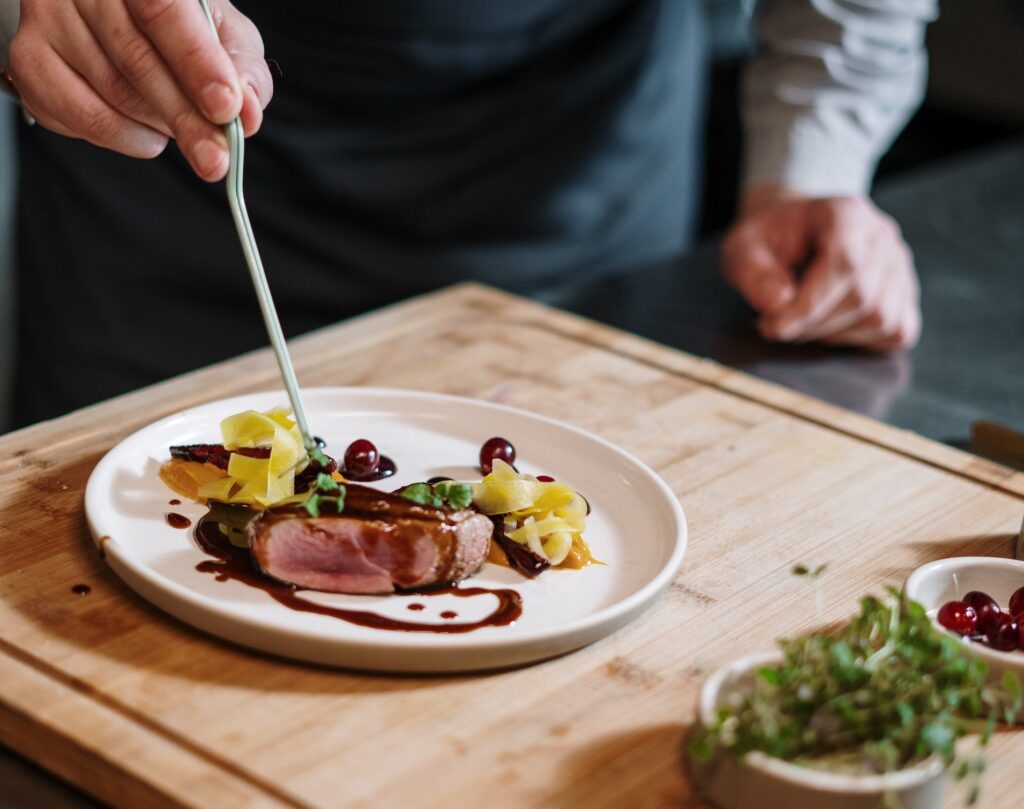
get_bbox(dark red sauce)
[407,603,425,611]
[169,498,181,506]
[193,511,521,633]
[165,512,192,529]
[441,611,458,619]
[71,583,92,595]
[341,455,397,482]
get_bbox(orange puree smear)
[561,535,602,569]
[159,458,227,503]
[486,533,601,570]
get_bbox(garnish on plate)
[398,481,474,510]
[162,408,338,506]
[690,589,1022,806]
[472,459,597,574]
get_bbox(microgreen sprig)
[398,481,473,510]
[304,472,346,517]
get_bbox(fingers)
[46,2,172,136]
[81,0,230,180]
[759,200,876,340]
[821,252,921,350]
[11,0,269,176]
[10,40,168,157]
[124,0,242,123]
[216,0,272,136]
[738,196,921,351]
[721,226,798,316]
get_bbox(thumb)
[721,239,798,316]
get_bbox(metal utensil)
[197,0,317,458]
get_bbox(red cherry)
[963,591,1001,634]
[985,612,1019,652]
[479,437,516,475]
[1009,586,1024,619]
[937,601,978,636]
[344,439,380,477]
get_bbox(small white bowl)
[689,652,947,809]
[904,556,1024,685]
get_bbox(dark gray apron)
[13,0,706,425]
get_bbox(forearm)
[742,0,938,197]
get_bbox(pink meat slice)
[248,484,492,595]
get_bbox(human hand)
[720,188,921,351]
[7,0,273,181]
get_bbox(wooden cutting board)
[1,284,1022,809]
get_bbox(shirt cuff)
[743,110,875,197]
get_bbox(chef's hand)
[720,188,921,351]
[6,0,272,181]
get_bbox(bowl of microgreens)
[688,590,1021,809]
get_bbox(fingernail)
[135,130,169,158]
[244,83,263,134]
[774,319,799,341]
[201,81,238,119]
[193,138,226,177]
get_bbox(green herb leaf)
[434,481,473,509]
[316,472,339,493]
[304,493,321,518]
[308,446,330,468]
[399,483,442,507]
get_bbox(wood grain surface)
[1,284,1021,809]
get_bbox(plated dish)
[85,388,687,672]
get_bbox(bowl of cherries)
[905,556,1024,686]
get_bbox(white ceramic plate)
[85,388,687,672]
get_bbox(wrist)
[739,185,814,217]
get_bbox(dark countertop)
[3,140,1022,807]
[550,138,1024,453]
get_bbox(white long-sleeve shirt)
[0,0,938,197]
[743,0,938,195]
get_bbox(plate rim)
[84,387,688,657]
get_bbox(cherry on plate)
[344,439,380,477]
[936,601,978,636]
[480,437,515,475]
[963,590,1001,634]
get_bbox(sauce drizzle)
[341,455,397,482]
[193,511,521,633]
[165,512,192,529]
